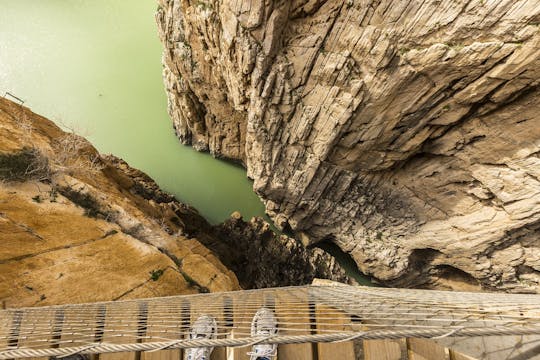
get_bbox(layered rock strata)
[0,97,239,307]
[106,156,354,289]
[157,0,540,292]
[208,215,353,288]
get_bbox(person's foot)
[247,308,278,360]
[185,315,217,360]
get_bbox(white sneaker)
[247,308,278,360]
[185,315,217,360]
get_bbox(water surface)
[0,0,266,224]
[0,0,372,284]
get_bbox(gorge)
[1,0,539,306]
[157,0,540,292]
[0,1,354,307]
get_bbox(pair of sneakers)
[185,307,277,360]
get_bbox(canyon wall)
[0,97,349,307]
[157,0,540,292]
[0,97,239,307]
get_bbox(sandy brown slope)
[0,97,239,308]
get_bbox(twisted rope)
[2,285,540,359]
[2,326,540,359]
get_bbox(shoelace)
[246,347,277,358]
[187,347,210,360]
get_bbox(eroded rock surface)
[157,0,540,292]
[0,97,239,307]
[106,155,354,289]
[202,214,353,288]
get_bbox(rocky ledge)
[0,96,351,307]
[106,156,353,289]
[0,97,242,307]
[157,0,540,292]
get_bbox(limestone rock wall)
[0,97,239,307]
[157,0,540,292]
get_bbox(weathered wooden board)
[17,309,56,360]
[100,302,139,360]
[229,291,272,360]
[449,350,477,360]
[275,288,314,360]
[142,300,182,360]
[408,338,450,360]
[364,339,406,360]
[315,304,355,360]
[189,295,226,360]
[0,309,16,351]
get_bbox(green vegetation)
[445,42,464,51]
[195,1,213,11]
[0,147,49,182]
[49,188,58,202]
[58,186,111,219]
[32,195,42,203]
[180,271,209,293]
[399,47,411,55]
[150,269,164,281]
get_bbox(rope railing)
[1,285,539,359]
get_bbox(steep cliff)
[0,97,350,307]
[0,97,239,307]
[157,0,540,292]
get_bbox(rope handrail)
[2,326,540,360]
[1,285,539,359]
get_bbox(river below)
[0,0,371,285]
[0,0,266,224]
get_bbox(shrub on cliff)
[0,147,50,182]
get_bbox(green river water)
[0,0,266,224]
[0,1,372,285]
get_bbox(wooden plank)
[101,302,139,360]
[210,344,227,360]
[449,350,477,360]
[275,288,314,360]
[210,295,233,360]
[0,310,9,350]
[438,334,540,360]
[363,339,406,360]
[60,305,99,347]
[408,338,450,360]
[17,309,56,360]
[142,299,183,360]
[315,303,355,360]
[59,305,101,360]
[1,310,21,352]
[229,290,272,360]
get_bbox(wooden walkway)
[1,284,539,360]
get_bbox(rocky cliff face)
[0,97,350,307]
[157,0,540,292]
[0,97,240,307]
